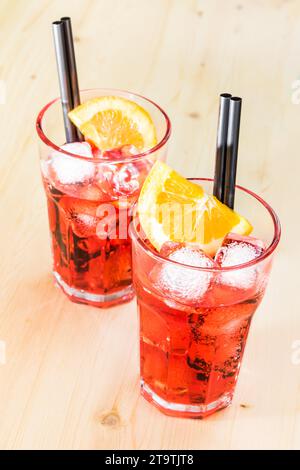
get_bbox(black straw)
[60,17,83,141]
[223,97,242,209]
[213,93,231,201]
[60,17,81,108]
[52,20,78,143]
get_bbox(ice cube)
[97,160,145,199]
[60,197,99,238]
[133,158,153,180]
[61,142,93,158]
[120,145,139,157]
[215,233,265,290]
[50,142,95,186]
[152,244,215,305]
[98,145,153,197]
[96,163,116,199]
[113,163,140,196]
[160,241,185,257]
[103,145,139,159]
[74,183,107,202]
[102,148,123,160]
[70,213,99,238]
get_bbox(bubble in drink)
[152,243,215,305]
[215,233,265,290]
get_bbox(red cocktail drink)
[37,89,170,307]
[131,178,280,418]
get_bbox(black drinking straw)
[60,17,83,142]
[213,93,231,201]
[60,17,81,108]
[223,97,242,209]
[52,20,78,143]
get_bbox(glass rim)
[36,87,171,164]
[130,178,281,272]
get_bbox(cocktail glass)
[130,179,280,418]
[36,88,170,308]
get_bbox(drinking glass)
[131,179,280,418]
[37,88,171,308]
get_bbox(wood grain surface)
[0,0,299,450]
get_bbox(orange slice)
[138,161,252,255]
[68,96,157,151]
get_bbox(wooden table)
[0,0,299,450]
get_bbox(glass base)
[53,271,135,308]
[141,381,233,419]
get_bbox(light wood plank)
[0,0,299,450]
